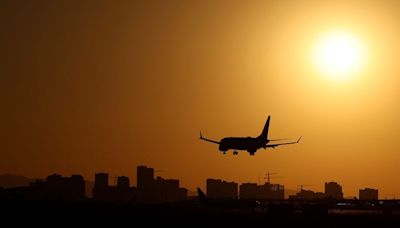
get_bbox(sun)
[313,30,366,82]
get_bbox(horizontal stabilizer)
[199,131,220,144]
[266,136,302,148]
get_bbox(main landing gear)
[233,150,238,155]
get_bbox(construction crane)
[297,184,313,191]
[264,172,283,183]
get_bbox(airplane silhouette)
[200,116,301,156]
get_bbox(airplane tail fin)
[259,115,270,139]
[197,188,208,202]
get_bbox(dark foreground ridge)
[2,199,400,227]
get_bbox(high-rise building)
[154,176,186,202]
[93,173,108,200]
[258,182,285,200]
[239,182,284,200]
[70,175,85,200]
[359,188,378,200]
[240,183,258,199]
[137,166,154,190]
[94,173,108,189]
[93,173,136,202]
[136,166,186,203]
[206,179,238,199]
[325,182,343,200]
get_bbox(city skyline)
[0,165,384,200]
[2,166,395,227]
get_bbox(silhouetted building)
[289,189,325,200]
[359,188,378,200]
[325,182,343,200]
[15,174,87,201]
[178,188,188,200]
[240,183,258,199]
[258,182,284,200]
[94,173,108,188]
[154,177,187,202]
[137,166,154,190]
[117,176,130,189]
[240,182,284,200]
[93,173,136,202]
[93,173,108,200]
[70,175,85,199]
[136,166,187,203]
[40,174,84,200]
[207,179,238,199]
[239,182,285,200]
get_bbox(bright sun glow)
[313,31,366,82]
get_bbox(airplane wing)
[266,136,302,148]
[200,131,220,144]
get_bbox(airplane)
[200,115,301,156]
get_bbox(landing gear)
[249,151,255,156]
[223,151,227,155]
[233,150,238,155]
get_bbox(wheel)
[233,151,238,155]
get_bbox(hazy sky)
[1,0,400,198]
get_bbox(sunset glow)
[2,1,400,201]
[313,31,366,82]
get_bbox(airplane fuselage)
[219,137,268,154]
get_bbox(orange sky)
[1,0,400,198]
